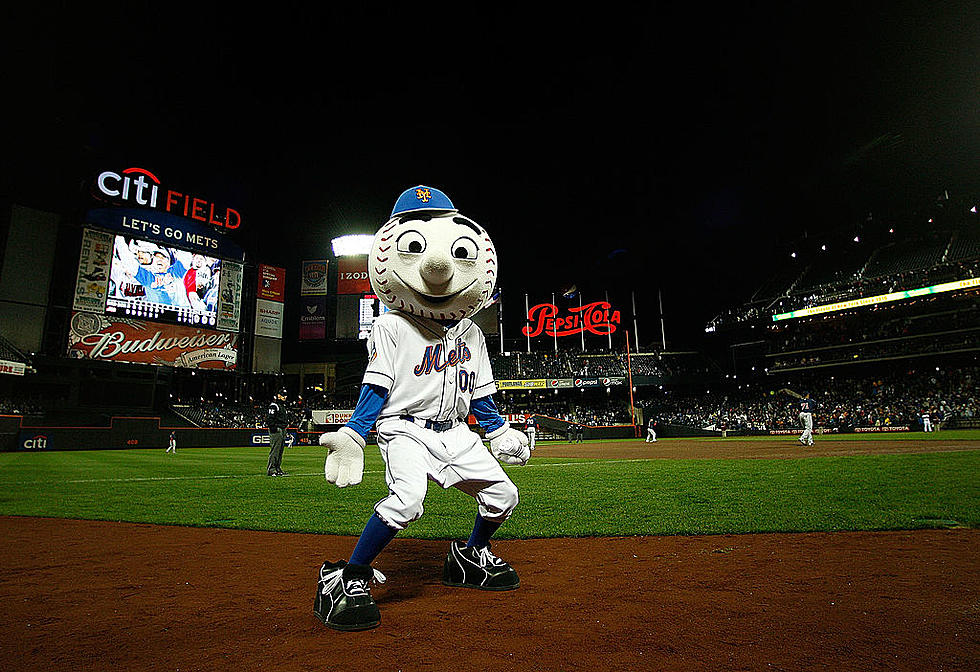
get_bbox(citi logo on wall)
[21,435,49,450]
[93,167,242,230]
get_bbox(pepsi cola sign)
[523,301,621,339]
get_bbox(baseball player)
[525,414,537,450]
[921,410,933,432]
[645,417,657,443]
[166,430,177,453]
[781,388,816,445]
[315,186,530,632]
[266,388,290,476]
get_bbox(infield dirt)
[1,437,977,671]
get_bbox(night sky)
[4,3,979,347]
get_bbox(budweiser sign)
[67,312,239,369]
[523,301,621,338]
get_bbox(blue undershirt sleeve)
[344,383,389,440]
[470,395,506,435]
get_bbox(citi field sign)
[92,167,242,230]
[523,301,621,338]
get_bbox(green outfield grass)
[0,433,977,538]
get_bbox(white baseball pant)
[373,417,519,531]
[799,412,813,445]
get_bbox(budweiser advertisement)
[67,312,239,369]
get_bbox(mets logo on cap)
[390,185,457,217]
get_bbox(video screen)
[336,294,389,339]
[106,235,221,327]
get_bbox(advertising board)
[67,312,239,370]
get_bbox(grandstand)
[708,196,980,334]
[689,194,980,435]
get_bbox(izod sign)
[93,167,242,230]
[337,256,371,294]
[523,301,621,338]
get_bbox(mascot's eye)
[396,230,426,254]
[451,237,478,260]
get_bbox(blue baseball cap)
[390,185,456,217]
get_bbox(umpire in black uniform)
[266,388,290,476]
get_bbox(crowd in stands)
[495,395,633,426]
[768,329,979,372]
[0,396,43,417]
[636,366,978,431]
[489,351,716,381]
[769,302,979,354]
[172,396,315,429]
[172,401,267,428]
[764,299,980,371]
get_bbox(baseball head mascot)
[315,186,530,631]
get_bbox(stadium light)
[853,236,860,242]
[821,244,827,251]
[971,206,977,214]
[331,234,374,257]
[790,252,797,258]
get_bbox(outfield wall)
[0,414,640,451]
[3,414,970,451]
[0,415,326,452]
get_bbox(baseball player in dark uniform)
[266,388,290,476]
[645,417,657,443]
[781,388,817,445]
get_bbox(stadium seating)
[947,228,980,263]
[862,236,949,279]
[0,333,31,368]
[636,365,978,432]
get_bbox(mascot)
[314,186,530,631]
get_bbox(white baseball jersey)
[362,311,496,421]
[360,310,515,532]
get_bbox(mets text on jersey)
[413,339,472,376]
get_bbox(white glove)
[319,427,365,488]
[487,423,530,466]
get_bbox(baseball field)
[1,431,978,670]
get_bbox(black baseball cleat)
[442,541,520,591]
[314,560,385,631]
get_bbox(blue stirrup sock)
[348,513,398,566]
[466,513,502,548]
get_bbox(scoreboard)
[68,195,246,370]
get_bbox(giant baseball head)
[369,186,498,321]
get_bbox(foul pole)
[625,330,638,438]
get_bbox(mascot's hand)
[487,423,530,466]
[319,427,365,488]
